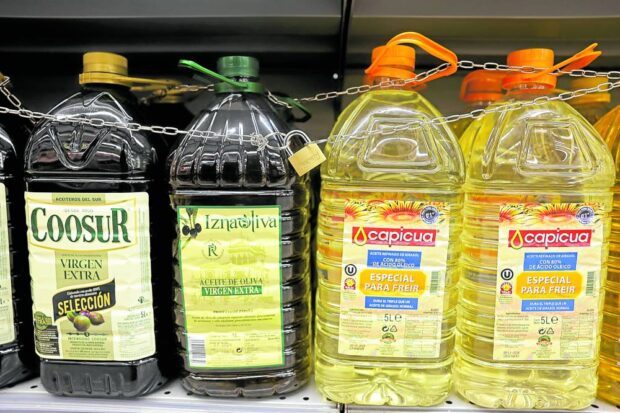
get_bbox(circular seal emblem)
[576,206,595,225]
[420,205,440,224]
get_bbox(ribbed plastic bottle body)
[593,106,620,405]
[454,92,615,409]
[0,122,38,387]
[315,90,464,406]
[24,86,174,397]
[168,92,312,397]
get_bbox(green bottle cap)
[217,56,259,78]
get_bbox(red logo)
[343,277,356,290]
[352,226,436,247]
[500,282,513,295]
[508,229,592,249]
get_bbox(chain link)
[0,76,34,124]
[1,60,620,151]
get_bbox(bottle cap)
[503,48,556,89]
[502,44,601,90]
[217,56,259,78]
[460,70,505,103]
[80,51,131,86]
[365,32,457,87]
[570,76,611,105]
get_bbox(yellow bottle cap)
[79,52,131,86]
[570,76,611,105]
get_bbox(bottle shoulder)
[323,90,464,188]
[464,98,615,190]
[25,89,159,177]
[168,93,302,189]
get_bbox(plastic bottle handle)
[178,59,248,89]
[365,32,458,85]
[80,72,180,88]
[131,79,182,92]
[522,43,601,80]
[275,94,312,122]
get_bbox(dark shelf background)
[1,0,620,138]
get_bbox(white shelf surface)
[0,378,617,413]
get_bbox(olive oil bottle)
[24,52,174,397]
[0,74,38,387]
[169,56,312,397]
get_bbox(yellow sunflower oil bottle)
[593,108,620,405]
[24,52,175,397]
[454,45,615,409]
[569,77,612,124]
[454,70,505,159]
[169,56,312,396]
[315,32,463,406]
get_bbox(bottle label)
[493,203,603,361]
[26,192,155,361]
[338,200,450,358]
[0,184,15,346]
[177,206,284,369]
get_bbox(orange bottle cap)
[503,48,556,89]
[369,45,416,80]
[570,76,611,105]
[365,32,457,87]
[460,70,506,103]
[502,44,601,90]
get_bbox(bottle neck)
[81,82,136,103]
[506,82,553,97]
[215,75,264,94]
[372,75,414,90]
[466,100,496,110]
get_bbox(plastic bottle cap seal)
[460,70,506,103]
[502,48,556,89]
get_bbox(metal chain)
[0,76,35,124]
[1,60,620,151]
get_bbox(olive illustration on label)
[73,315,91,332]
[66,310,78,322]
[88,312,105,326]
[79,310,90,317]
[182,223,202,238]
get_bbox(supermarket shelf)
[345,399,620,413]
[0,378,337,413]
[0,0,341,64]
[347,0,620,68]
[0,377,617,413]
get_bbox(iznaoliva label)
[493,203,604,361]
[177,205,284,369]
[338,200,450,358]
[26,192,155,361]
[0,184,15,345]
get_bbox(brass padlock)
[285,130,326,176]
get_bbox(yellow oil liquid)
[315,88,464,406]
[451,116,474,140]
[454,88,615,409]
[452,102,495,165]
[594,106,620,406]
